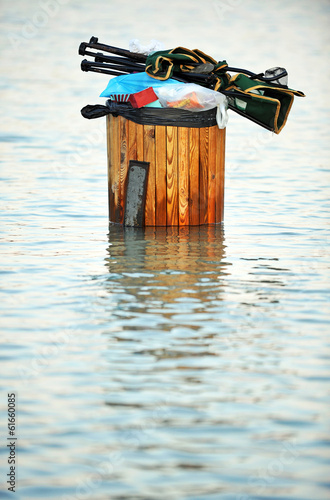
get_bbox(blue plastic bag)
[99,72,179,98]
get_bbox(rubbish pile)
[79,37,305,134]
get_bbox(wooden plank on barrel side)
[143,124,156,226]
[221,128,226,222]
[207,126,217,224]
[136,123,144,162]
[110,115,121,223]
[216,127,226,223]
[215,126,221,223]
[166,126,178,226]
[199,127,209,225]
[189,127,200,226]
[126,119,137,224]
[178,127,190,226]
[106,115,114,222]
[128,119,137,162]
[155,126,167,226]
[119,116,129,224]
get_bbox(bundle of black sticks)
[79,36,287,91]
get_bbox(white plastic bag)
[154,83,228,129]
[129,39,165,56]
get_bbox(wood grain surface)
[107,117,226,226]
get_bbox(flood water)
[0,1,330,499]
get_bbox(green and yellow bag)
[145,47,230,91]
[227,73,305,134]
[145,47,305,133]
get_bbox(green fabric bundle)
[146,47,230,91]
[145,47,305,133]
[227,73,305,133]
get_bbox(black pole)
[80,60,127,77]
[226,66,288,83]
[80,48,145,69]
[79,38,147,63]
[81,59,144,74]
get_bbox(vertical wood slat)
[199,127,209,225]
[220,127,226,223]
[189,127,200,226]
[178,127,190,226]
[114,115,121,223]
[106,115,113,222]
[207,126,217,224]
[127,119,137,163]
[215,127,226,223]
[136,123,144,162]
[109,115,121,223]
[144,124,156,226]
[155,126,167,226]
[119,116,129,224]
[215,126,222,224]
[166,126,178,226]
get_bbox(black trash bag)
[81,104,110,119]
[81,100,218,128]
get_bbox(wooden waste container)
[106,110,225,226]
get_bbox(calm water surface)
[0,1,330,499]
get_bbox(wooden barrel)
[106,114,226,226]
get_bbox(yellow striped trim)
[229,73,305,96]
[145,64,171,80]
[275,93,294,133]
[193,48,217,64]
[169,47,201,63]
[215,63,228,71]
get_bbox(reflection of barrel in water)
[105,224,229,303]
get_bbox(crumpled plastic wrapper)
[129,39,165,56]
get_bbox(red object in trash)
[128,87,158,108]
